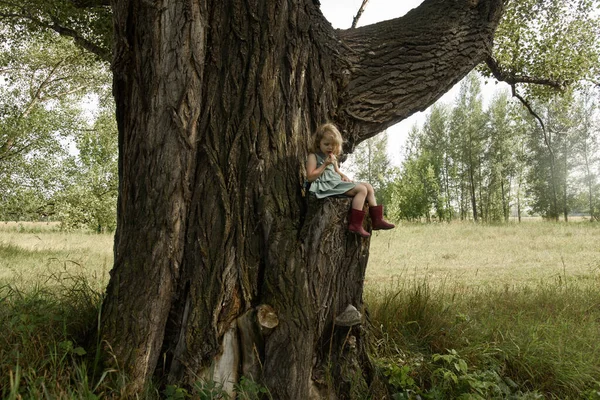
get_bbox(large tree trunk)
[101,0,504,397]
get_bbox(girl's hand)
[325,154,337,165]
[340,174,351,182]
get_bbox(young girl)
[306,123,395,237]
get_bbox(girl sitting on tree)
[306,123,395,237]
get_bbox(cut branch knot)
[257,304,279,330]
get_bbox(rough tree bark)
[101,0,504,397]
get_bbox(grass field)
[368,221,600,288]
[364,221,600,399]
[1,220,599,399]
[0,222,112,291]
[3,220,598,290]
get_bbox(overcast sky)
[320,0,423,29]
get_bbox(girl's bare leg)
[345,184,368,209]
[365,183,377,206]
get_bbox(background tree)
[54,103,118,232]
[508,102,530,222]
[570,86,600,220]
[0,0,112,62]
[346,131,395,206]
[391,78,599,224]
[417,103,453,221]
[525,93,578,221]
[0,34,113,226]
[389,150,440,222]
[449,72,486,221]
[484,0,600,99]
[482,90,517,222]
[0,35,104,165]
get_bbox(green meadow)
[1,221,599,399]
[368,220,599,287]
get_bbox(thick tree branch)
[0,140,36,162]
[351,0,369,29]
[510,84,555,160]
[0,8,111,62]
[485,55,564,89]
[22,60,65,118]
[510,85,545,132]
[47,85,89,99]
[334,0,505,148]
[0,139,15,160]
[47,18,111,62]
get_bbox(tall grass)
[366,273,600,399]
[0,271,110,399]
[0,224,123,399]
[1,221,599,398]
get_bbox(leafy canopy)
[0,0,112,61]
[487,0,600,97]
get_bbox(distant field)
[1,220,599,290]
[0,220,62,233]
[0,222,113,290]
[368,221,600,289]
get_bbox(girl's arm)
[306,153,331,182]
[333,162,352,182]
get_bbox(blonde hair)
[311,123,344,156]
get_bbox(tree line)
[2,40,598,230]
[2,39,599,230]
[351,73,600,223]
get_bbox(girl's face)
[319,133,337,156]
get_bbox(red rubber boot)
[348,208,370,238]
[369,205,395,230]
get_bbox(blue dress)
[309,152,356,199]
